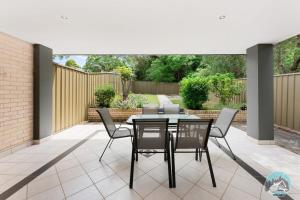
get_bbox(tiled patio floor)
[1,123,300,200]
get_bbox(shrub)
[208,73,243,105]
[111,94,148,109]
[94,85,115,107]
[180,76,209,109]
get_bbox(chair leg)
[109,139,114,148]
[195,148,198,161]
[129,146,135,189]
[199,150,202,162]
[171,139,176,188]
[224,138,236,160]
[206,149,216,187]
[99,138,111,162]
[215,138,221,148]
[135,152,138,161]
[166,149,172,188]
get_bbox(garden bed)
[88,107,142,122]
[88,107,246,122]
[186,109,246,122]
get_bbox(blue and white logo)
[265,171,291,197]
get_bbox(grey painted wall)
[246,44,274,140]
[33,44,53,140]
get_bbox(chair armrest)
[211,126,225,137]
[115,127,133,138]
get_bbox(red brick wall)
[0,32,34,153]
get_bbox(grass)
[142,94,159,104]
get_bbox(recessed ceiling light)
[219,15,226,20]
[60,15,69,20]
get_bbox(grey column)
[246,44,274,141]
[33,44,53,140]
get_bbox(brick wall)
[0,32,34,154]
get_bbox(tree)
[200,55,246,78]
[146,55,202,82]
[65,59,79,68]
[208,73,243,104]
[132,55,157,81]
[274,35,300,74]
[115,66,134,100]
[83,55,136,72]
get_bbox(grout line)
[73,152,106,199]
[0,130,100,200]
[55,165,67,199]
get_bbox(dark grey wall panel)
[33,44,53,140]
[246,44,274,140]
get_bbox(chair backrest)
[214,108,238,137]
[142,104,159,114]
[175,119,213,150]
[96,108,116,138]
[163,104,180,114]
[132,118,169,150]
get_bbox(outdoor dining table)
[126,114,200,125]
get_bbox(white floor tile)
[132,174,160,198]
[28,174,60,197]
[145,186,180,200]
[183,185,219,200]
[67,185,103,200]
[28,186,64,200]
[106,186,142,200]
[95,174,126,197]
[62,174,93,197]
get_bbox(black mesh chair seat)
[170,118,216,188]
[129,118,173,189]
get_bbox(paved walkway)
[157,95,173,107]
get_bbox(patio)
[0,123,299,200]
[1,0,300,199]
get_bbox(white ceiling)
[0,0,299,54]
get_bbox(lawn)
[142,94,159,105]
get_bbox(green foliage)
[111,94,148,109]
[94,85,116,107]
[84,55,136,72]
[208,73,243,105]
[146,55,203,82]
[115,66,134,100]
[115,66,134,81]
[65,59,79,68]
[180,76,209,110]
[274,35,300,74]
[133,55,157,81]
[199,55,246,78]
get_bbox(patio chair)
[130,118,172,188]
[142,104,159,114]
[170,119,215,188]
[96,108,133,161]
[209,108,238,160]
